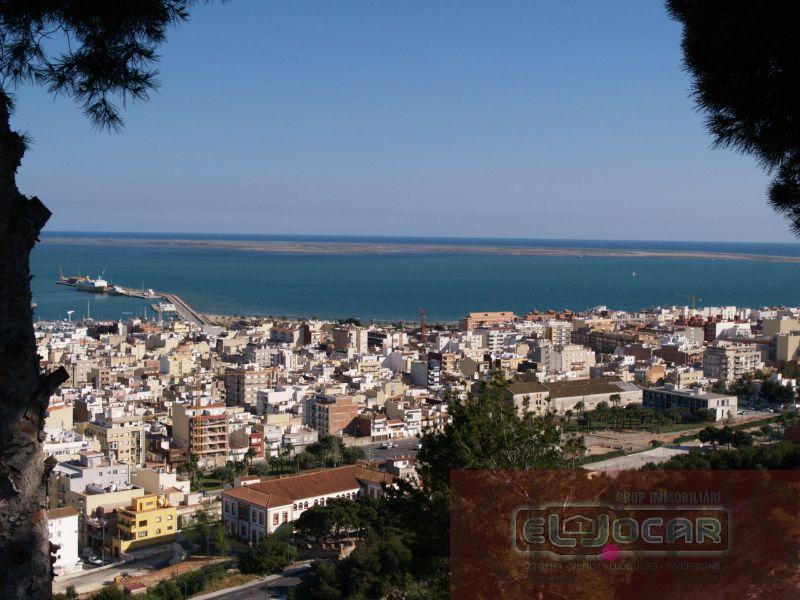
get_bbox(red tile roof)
[222,465,393,509]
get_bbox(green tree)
[295,505,334,548]
[293,561,343,600]
[758,379,796,405]
[239,533,297,575]
[296,375,586,599]
[341,445,365,465]
[178,453,200,490]
[184,506,229,556]
[648,441,800,470]
[0,4,202,597]
[243,447,258,473]
[88,587,125,600]
[53,586,78,600]
[668,1,800,233]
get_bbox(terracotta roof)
[223,465,393,509]
[223,485,292,509]
[48,507,79,520]
[353,466,394,486]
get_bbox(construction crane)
[420,307,427,343]
[675,293,701,310]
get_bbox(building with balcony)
[113,494,178,557]
[84,410,146,465]
[172,399,229,470]
[702,341,762,383]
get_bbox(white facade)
[48,508,81,576]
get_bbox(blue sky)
[12,1,793,242]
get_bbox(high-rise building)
[84,409,145,465]
[702,341,761,383]
[546,320,573,346]
[224,366,279,409]
[172,398,229,469]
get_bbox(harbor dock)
[57,273,209,326]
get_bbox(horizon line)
[40,229,800,247]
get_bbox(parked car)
[737,410,746,415]
[412,442,422,450]
[85,556,104,566]
[379,441,392,449]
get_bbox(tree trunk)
[0,93,69,599]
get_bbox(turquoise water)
[31,234,800,322]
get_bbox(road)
[195,565,310,600]
[53,549,173,596]
[160,292,209,326]
[362,437,420,462]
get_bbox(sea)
[31,232,800,323]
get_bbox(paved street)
[362,437,420,461]
[195,564,310,600]
[53,550,173,596]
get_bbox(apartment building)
[113,494,178,557]
[702,341,761,383]
[221,466,393,544]
[48,507,81,576]
[84,409,146,465]
[52,451,132,507]
[224,366,279,409]
[762,317,800,337]
[775,333,800,362]
[550,344,596,376]
[332,326,368,354]
[546,320,573,346]
[459,311,517,332]
[312,395,360,436]
[172,399,229,469]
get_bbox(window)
[156,516,161,523]
[138,520,147,527]
[167,515,173,520]
[155,528,162,534]
[259,512,264,525]
[272,513,279,526]
[167,526,173,531]
[138,531,147,538]
[282,512,288,523]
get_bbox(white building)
[703,341,762,383]
[48,507,81,576]
[221,466,393,544]
[643,384,737,421]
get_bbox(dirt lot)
[79,556,229,598]
[582,413,773,455]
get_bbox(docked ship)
[58,268,109,293]
[76,276,109,293]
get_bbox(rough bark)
[0,93,69,599]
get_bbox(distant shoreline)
[39,236,800,263]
